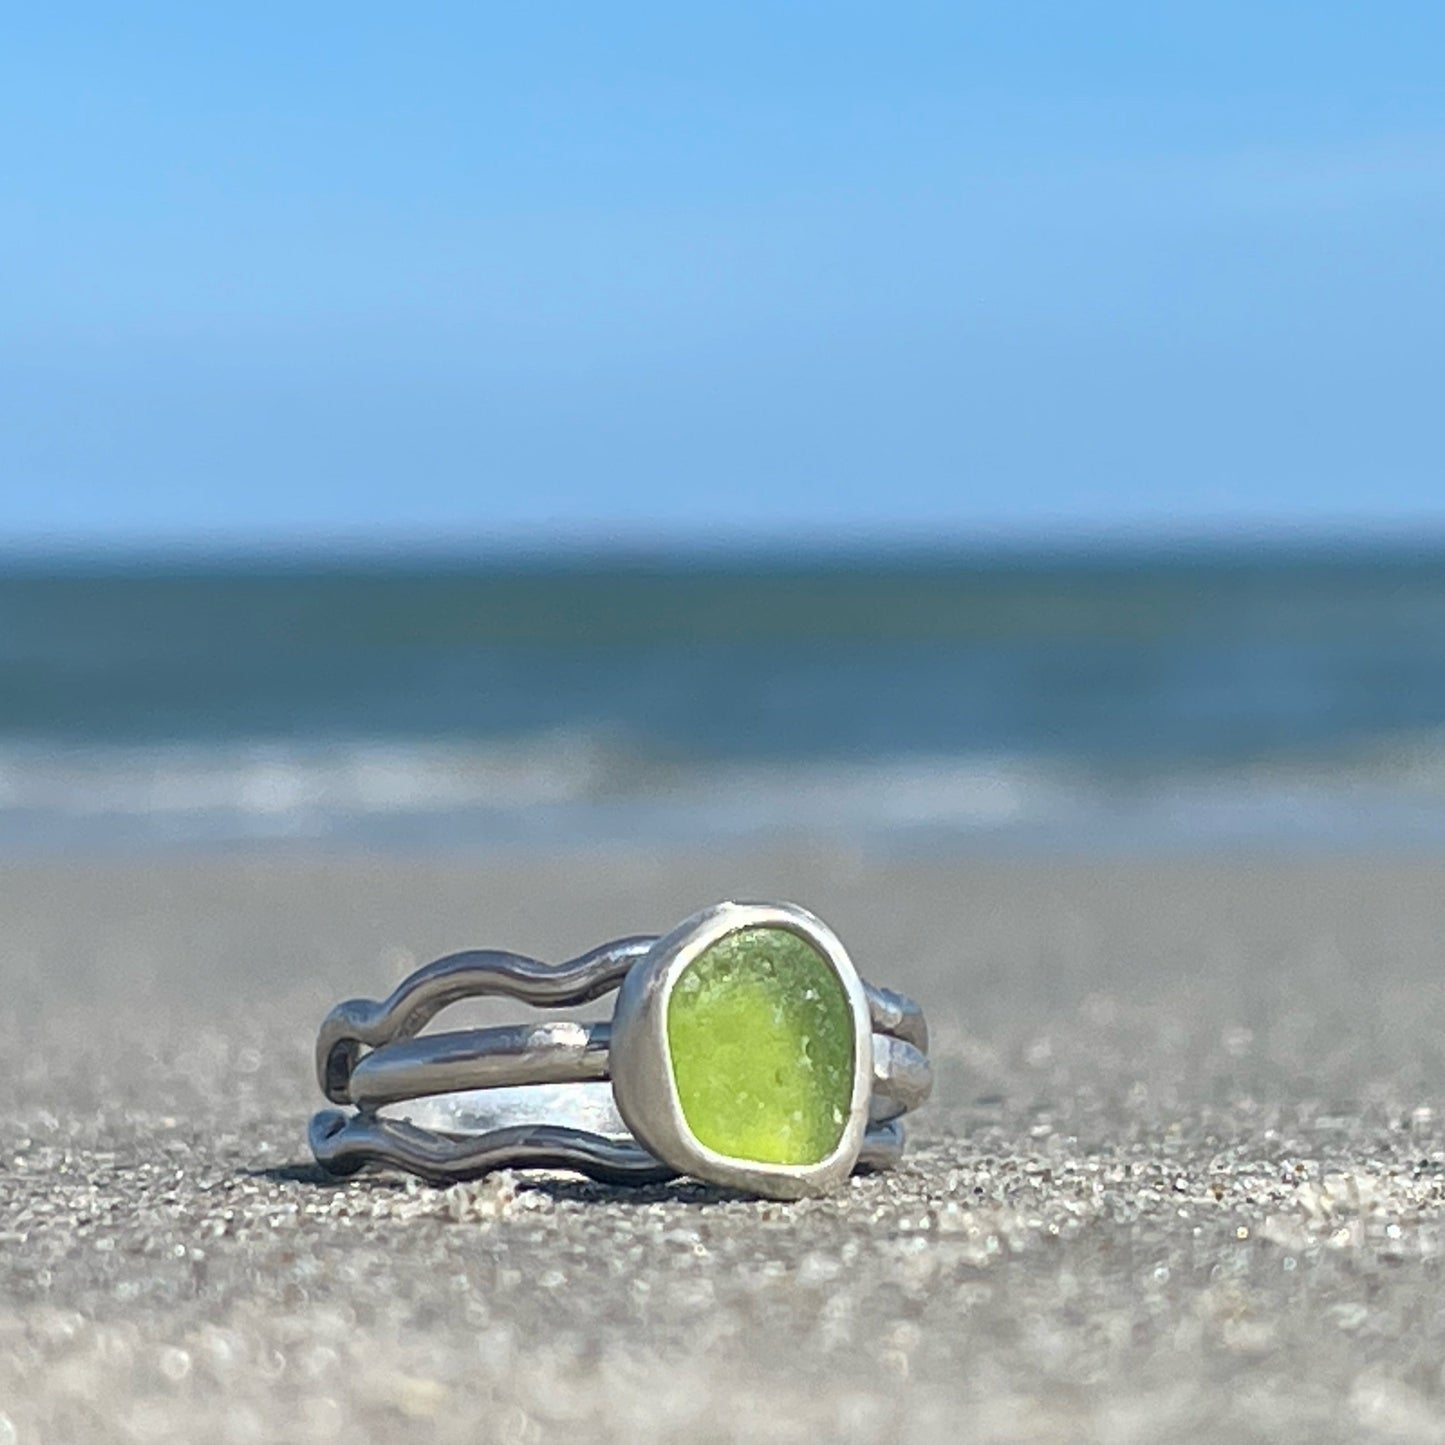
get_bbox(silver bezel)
[610,900,873,1200]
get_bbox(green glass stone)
[666,926,855,1166]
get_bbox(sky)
[3,3,1444,548]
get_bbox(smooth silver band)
[312,932,930,1189]
[338,1019,930,1121]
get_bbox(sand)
[4,851,1445,1443]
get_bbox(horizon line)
[7,517,1445,573]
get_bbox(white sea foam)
[0,735,612,824]
[5,732,1445,855]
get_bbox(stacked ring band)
[310,900,931,1200]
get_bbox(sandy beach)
[4,851,1445,1443]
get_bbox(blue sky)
[3,4,1444,546]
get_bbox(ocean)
[6,541,1445,856]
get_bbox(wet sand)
[4,852,1445,1443]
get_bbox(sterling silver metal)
[310,901,931,1199]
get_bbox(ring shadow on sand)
[244,1161,739,1206]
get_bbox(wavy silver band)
[311,912,930,1194]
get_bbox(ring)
[309,900,931,1200]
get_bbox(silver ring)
[309,900,931,1200]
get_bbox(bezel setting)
[610,900,874,1199]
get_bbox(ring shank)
[345,1019,930,1125]
[348,1022,614,1109]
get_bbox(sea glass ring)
[309,901,931,1200]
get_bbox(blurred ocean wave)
[8,544,1445,854]
[8,731,1445,855]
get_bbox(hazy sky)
[4,4,1444,545]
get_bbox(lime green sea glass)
[665,926,855,1166]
